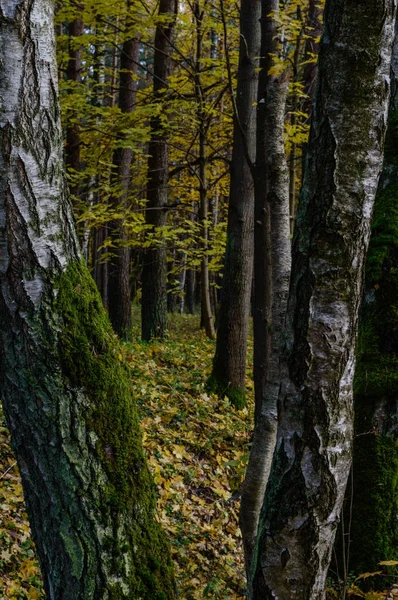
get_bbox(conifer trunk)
[208,0,260,405]
[250,1,397,597]
[107,19,140,340]
[0,2,175,598]
[141,0,177,341]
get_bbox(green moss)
[205,373,246,409]
[56,260,146,508]
[349,434,398,579]
[55,260,176,598]
[347,158,398,581]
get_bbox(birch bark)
[251,1,397,598]
[239,0,291,577]
[0,1,175,597]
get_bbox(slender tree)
[141,0,178,341]
[239,0,291,574]
[65,9,84,205]
[0,1,176,597]
[207,0,260,405]
[250,0,397,597]
[107,5,140,340]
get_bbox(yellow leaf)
[355,571,383,580]
[19,558,38,579]
[26,587,41,600]
[379,560,398,566]
[118,353,123,361]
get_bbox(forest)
[1,0,398,598]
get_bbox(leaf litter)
[0,312,253,599]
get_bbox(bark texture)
[338,32,398,579]
[250,1,397,598]
[208,0,260,406]
[239,0,291,577]
[0,2,175,598]
[141,0,177,341]
[65,13,84,204]
[107,22,140,340]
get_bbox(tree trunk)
[141,0,178,341]
[194,1,216,341]
[207,0,260,407]
[301,0,323,171]
[239,0,291,577]
[0,2,176,598]
[107,16,140,340]
[65,13,84,205]
[250,1,397,598]
[336,28,398,583]
[185,266,196,314]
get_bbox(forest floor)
[0,311,252,599]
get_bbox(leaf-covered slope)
[0,311,253,600]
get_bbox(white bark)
[251,1,397,598]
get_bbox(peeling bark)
[0,1,176,597]
[250,1,397,598]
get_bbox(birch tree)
[0,0,175,597]
[250,0,397,597]
[239,0,291,574]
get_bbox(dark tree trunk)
[0,1,176,598]
[250,1,397,598]
[301,0,323,171]
[107,18,140,340]
[194,1,216,340]
[185,267,196,314]
[141,0,178,341]
[92,212,109,309]
[207,0,260,407]
[65,13,84,205]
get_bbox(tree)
[207,0,260,405]
[141,0,178,341]
[336,26,398,583]
[239,0,291,575]
[107,3,140,340]
[0,1,175,597]
[250,0,397,597]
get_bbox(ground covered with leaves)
[0,313,252,599]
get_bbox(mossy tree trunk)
[250,1,397,598]
[141,0,177,341]
[0,2,176,598]
[336,29,398,581]
[207,0,260,405]
[239,0,291,579]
